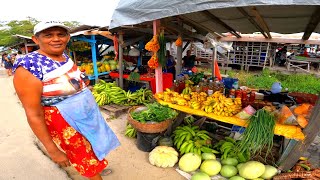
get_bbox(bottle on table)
[171,80,180,92]
[207,79,214,96]
[198,78,205,92]
[202,78,209,93]
[195,85,201,93]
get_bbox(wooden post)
[278,97,320,171]
[119,32,124,89]
[176,37,182,79]
[24,39,28,54]
[153,20,163,93]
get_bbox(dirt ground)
[0,67,184,180]
[37,111,185,180]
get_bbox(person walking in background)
[10,53,17,64]
[15,51,24,61]
[0,53,4,67]
[2,52,13,76]
[164,50,176,78]
[12,21,119,180]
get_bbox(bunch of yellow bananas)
[210,92,242,116]
[190,92,207,102]
[173,97,188,106]
[189,100,201,110]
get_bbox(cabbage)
[260,165,278,179]
[239,161,265,179]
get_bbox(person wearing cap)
[12,21,119,180]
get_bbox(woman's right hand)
[48,149,71,167]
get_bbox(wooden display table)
[155,97,305,140]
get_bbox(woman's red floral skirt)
[44,106,107,177]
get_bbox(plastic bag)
[236,105,256,120]
[277,105,297,125]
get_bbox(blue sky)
[1,0,119,26]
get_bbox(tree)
[0,17,80,47]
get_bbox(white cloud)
[0,0,120,26]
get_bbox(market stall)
[69,26,115,82]
[12,34,38,54]
[106,0,320,179]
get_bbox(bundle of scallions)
[237,109,276,158]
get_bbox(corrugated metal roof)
[13,34,32,40]
[109,0,320,40]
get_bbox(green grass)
[227,69,320,94]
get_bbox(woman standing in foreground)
[13,21,120,180]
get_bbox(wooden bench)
[286,59,311,73]
[100,104,130,119]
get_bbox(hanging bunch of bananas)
[92,80,153,106]
[213,137,250,163]
[172,125,219,156]
[125,124,137,138]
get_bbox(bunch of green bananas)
[172,125,219,156]
[92,80,116,93]
[92,80,153,106]
[125,124,137,138]
[126,88,153,105]
[107,86,128,105]
[183,115,196,125]
[92,91,110,106]
[213,137,250,163]
[181,86,192,95]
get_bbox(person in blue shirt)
[164,50,176,78]
[2,53,13,76]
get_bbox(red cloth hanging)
[214,60,222,81]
